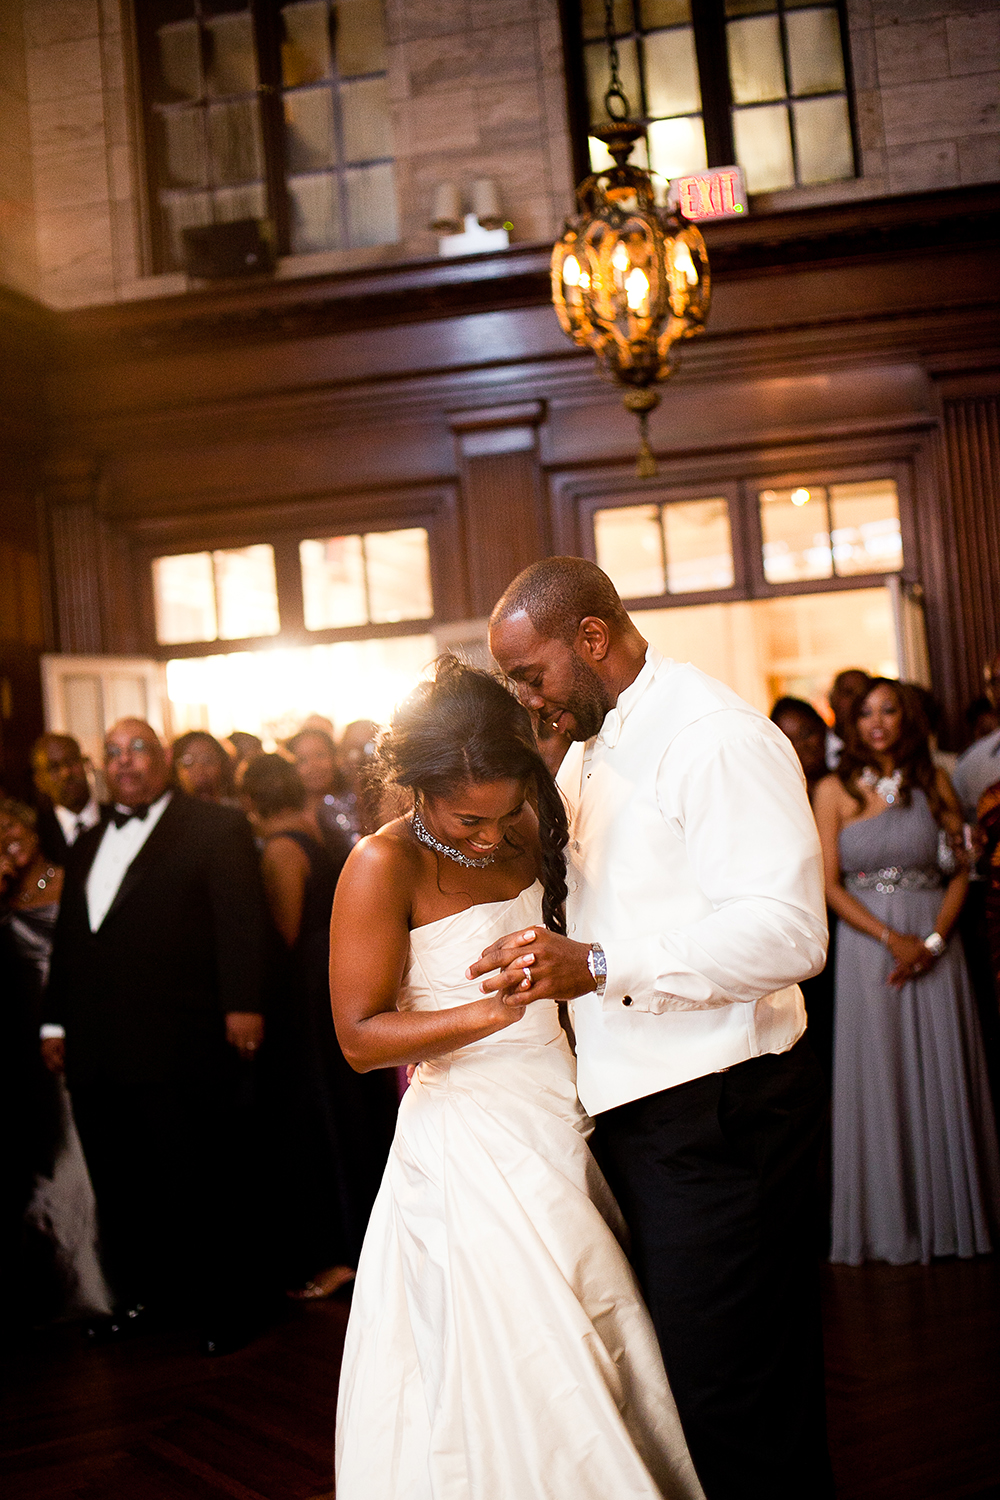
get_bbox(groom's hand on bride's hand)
[467,929,595,1006]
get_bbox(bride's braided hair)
[377,656,569,934]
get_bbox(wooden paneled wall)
[941,396,1000,714]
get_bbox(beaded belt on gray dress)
[844,865,943,894]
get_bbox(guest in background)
[31,734,100,866]
[814,679,1000,1264]
[170,730,236,805]
[0,799,110,1322]
[241,755,396,1298]
[966,695,1000,745]
[771,697,835,1085]
[954,651,1000,820]
[979,778,1000,995]
[42,719,270,1354]
[334,720,379,844]
[227,731,264,781]
[288,726,355,862]
[825,669,872,770]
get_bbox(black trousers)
[592,1039,834,1500]
[69,1065,254,1324]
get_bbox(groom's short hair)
[491,557,631,646]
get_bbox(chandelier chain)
[603,0,630,120]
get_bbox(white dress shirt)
[86,791,172,932]
[55,795,101,847]
[952,728,1000,819]
[559,648,827,1117]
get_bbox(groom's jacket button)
[623,995,633,1007]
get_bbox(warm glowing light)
[578,271,590,290]
[673,239,699,288]
[611,241,630,273]
[562,253,581,287]
[791,488,811,506]
[625,265,650,312]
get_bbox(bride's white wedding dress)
[335,882,703,1500]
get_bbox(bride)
[330,658,703,1500]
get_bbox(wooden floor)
[2,1259,999,1500]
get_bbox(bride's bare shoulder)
[340,815,421,894]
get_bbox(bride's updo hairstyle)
[378,655,569,934]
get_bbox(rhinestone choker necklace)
[411,806,499,868]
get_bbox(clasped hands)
[466,927,596,1006]
[884,931,938,989]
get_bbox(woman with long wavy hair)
[814,677,1000,1265]
[331,657,702,1500]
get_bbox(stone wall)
[4,0,1000,310]
[0,0,37,297]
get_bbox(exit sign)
[669,166,748,222]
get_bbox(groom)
[473,557,833,1500]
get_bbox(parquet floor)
[2,1259,999,1500]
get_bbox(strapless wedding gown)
[335,883,703,1500]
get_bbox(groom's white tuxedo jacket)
[559,647,828,1117]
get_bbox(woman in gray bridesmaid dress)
[814,679,1000,1265]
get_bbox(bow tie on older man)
[109,803,151,829]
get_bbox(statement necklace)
[411,807,498,869]
[859,765,903,805]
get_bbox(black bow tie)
[109,804,150,829]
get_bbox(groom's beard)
[563,656,613,742]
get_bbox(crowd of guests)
[2,655,1000,1350]
[0,716,397,1352]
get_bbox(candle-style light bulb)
[625,265,649,312]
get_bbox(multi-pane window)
[760,480,902,584]
[136,0,398,273]
[575,0,855,194]
[594,497,734,599]
[153,544,280,644]
[299,527,433,630]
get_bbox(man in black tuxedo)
[32,733,101,864]
[42,718,268,1351]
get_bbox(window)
[760,480,901,584]
[299,527,434,630]
[152,544,280,644]
[594,497,734,599]
[574,0,855,194]
[135,0,398,272]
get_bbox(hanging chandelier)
[551,4,710,476]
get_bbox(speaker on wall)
[181,219,277,279]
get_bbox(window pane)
[208,99,263,183]
[301,535,368,629]
[160,108,208,187]
[345,162,398,246]
[213,545,279,639]
[204,12,258,97]
[829,480,902,577]
[288,171,340,252]
[760,486,833,583]
[282,1,332,85]
[594,505,665,599]
[153,552,217,645]
[585,37,641,127]
[211,181,267,221]
[793,96,853,184]
[285,88,335,172]
[582,0,634,41]
[663,499,734,593]
[643,27,701,118]
[590,133,649,171]
[640,0,691,24]
[157,20,202,101]
[647,115,707,176]
[732,103,794,191]
[336,0,389,76]
[727,15,785,105]
[162,189,213,265]
[786,8,845,96]
[365,529,433,624]
[341,76,392,162]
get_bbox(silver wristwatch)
[587,942,607,997]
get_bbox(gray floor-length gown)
[831,790,1000,1265]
